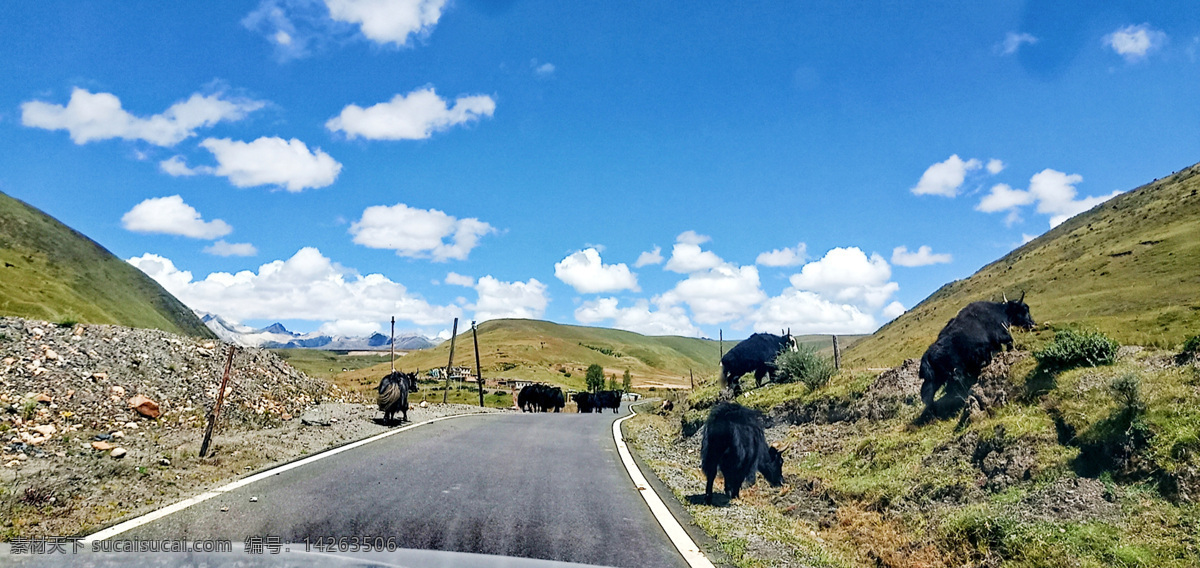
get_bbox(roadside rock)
[128,395,161,418]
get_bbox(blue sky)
[2,1,1198,340]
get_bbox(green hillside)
[337,319,862,393]
[847,161,1200,368]
[0,190,214,338]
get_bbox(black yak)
[572,392,595,413]
[701,402,786,505]
[593,390,621,413]
[719,332,798,394]
[518,384,565,412]
[377,371,419,424]
[919,294,1036,412]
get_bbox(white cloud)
[755,243,807,267]
[891,245,952,267]
[326,87,494,141]
[533,60,556,76]
[324,0,446,46]
[554,248,639,294]
[203,240,258,257]
[634,246,664,267]
[21,88,264,147]
[986,159,1006,174]
[198,136,342,191]
[975,169,1123,228]
[121,195,233,239]
[1105,24,1167,62]
[471,276,548,321]
[444,272,475,287]
[574,297,701,337]
[911,154,983,197]
[318,319,382,337]
[349,203,495,261]
[659,264,766,325]
[789,247,898,310]
[882,301,906,321]
[998,32,1037,55]
[128,247,461,326]
[750,289,878,335]
[1021,233,1038,244]
[160,155,211,177]
[664,232,724,273]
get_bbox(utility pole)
[390,316,395,373]
[443,318,458,404]
[473,321,484,408]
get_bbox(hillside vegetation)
[0,190,213,338]
[847,162,1200,369]
[335,319,862,394]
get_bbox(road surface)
[124,404,689,568]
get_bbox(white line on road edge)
[613,407,716,568]
[81,412,489,544]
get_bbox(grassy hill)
[847,161,1200,368]
[0,190,214,338]
[330,319,862,394]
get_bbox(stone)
[35,393,52,404]
[92,441,115,451]
[110,448,127,459]
[159,458,170,466]
[32,425,56,436]
[94,372,109,381]
[110,385,124,396]
[128,395,161,418]
[44,349,59,361]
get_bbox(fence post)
[832,335,841,370]
[444,318,458,404]
[200,345,237,458]
[473,321,484,408]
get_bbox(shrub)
[1033,328,1120,371]
[1178,335,1200,364]
[1109,373,1145,418]
[774,344,836,391]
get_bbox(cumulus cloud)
[659,264,766,325]
[325,0,446,46]
[634,246,664,267]
[554,248,639,294]
[198,137,341,191]
[128,247,461,326]
[121,196,233,239]
[575,297,701,337]
[976,169,1123,228]
[21,88,264,147]
[1105,24,1167,62]
[349,203,495,261]
[664,232,724,273]
[755,243,807,267]
[882,301,906,321]
[160,155,211,177]
[318,319,382,337]
[789,247,898,310]
[997,32,1037,55]
[750,290,878,335]
[911,154,983,197]
[326,87,494,141]
[471,276,548,321]
[444,272,474,287]
[891,245,952,267]
[203,240,258,257]
[986,159,1006,174]
[532,60,556,76]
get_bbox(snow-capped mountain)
[197,312,438,350]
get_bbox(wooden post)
[473,321,484,408]
[719,330,723,359]
[832,334,841,370]
[689,369,695,390]
[200,345,237,458]
[390,316,395,373]
[443,318,458,404]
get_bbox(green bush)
[1179,335,1200,364]
[774,344,836,391]
[1034,328,1120,371]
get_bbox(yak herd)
[371,295,1035,505]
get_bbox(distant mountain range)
[198,312,439,351]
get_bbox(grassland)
[846,162,1200,369]
[0,190,213,337]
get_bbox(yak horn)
[1003,292,1008,302]
[1018,290,1026,303]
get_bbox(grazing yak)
[719,332,799,395]
[519,384,565,412]
[593,390,622,413]
[701,402,786,505]
[377,371,419,424]
[919,293,1036,412]
[572,392,594,413]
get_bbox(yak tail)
[378,381,402,411]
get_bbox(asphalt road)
[124,404,689,568]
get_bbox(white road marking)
[81,412,488,544]
[613,406,716,568]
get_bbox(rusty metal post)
[200,345,237,458]
[473,321,484,407]
[443,318,458,404]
